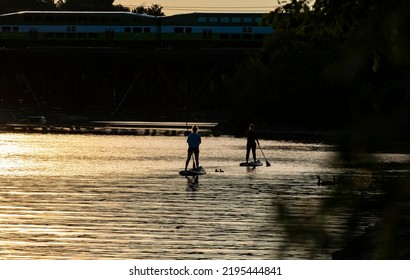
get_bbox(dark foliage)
[0,1,161,13]
[0,0,56,13]
[242,0,410,259]
[229,0,410,141]
[132,4,164,16]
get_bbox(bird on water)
[316,175,336,186]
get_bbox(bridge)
[0,47,260,123]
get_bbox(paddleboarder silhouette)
[185,125,201,171]
[246,124,259,163]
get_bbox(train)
[0,11,274,48]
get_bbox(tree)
[132,4,164,16]
[131,5,146,14]
[56,0,115,11]
[0,0,56,14]
[112,4,130,12]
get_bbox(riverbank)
[0,117,337,143]
[0,121,219,137]
[0,107,340,141]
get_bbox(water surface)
[0,133,405,259]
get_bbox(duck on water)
[317,176,336,186]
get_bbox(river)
[0,132,407,259]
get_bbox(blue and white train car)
[0,11,273,48]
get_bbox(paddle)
[258,143,271,167]
[185,121,189,136]
[192,153,197,170]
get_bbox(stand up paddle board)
[179,166,206,176]
[239,160,263,167]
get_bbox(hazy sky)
[113,0,281,15]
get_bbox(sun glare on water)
[0,134,24,172]
[0,134,56,177]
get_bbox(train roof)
[0,11,269,26]
[0,11,155,19]
[0,11,268,18]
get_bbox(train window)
[24,16,33,22]
[254,34,263,40]
[243,17,252,23]
[34,16,44,22]
[89,16,98,22]
[12,26,19,32]
[67,16,76,22]
[185,27,192,33]
[144,27,151,33]
[67,33,76,38]
[100,17,109,22]
[198,17,207,23]
[89,33,98,38]
[45,33,54,38]
[209,17,218,23]
[174,27,184,33]
[243,34,252,40]
[56,33,65,38]
[111,17,120,23]
[255,17,261,23]
[232,17,241,23]
[67,26,76,32]
[221,17,229,23]
[77,33,87,38]
[124,27,131,33]
[56,16,65,22]
[2,26,11,33]
[133,27,142,33]
[46,16,55,22]
[231,34,240,40]
[79,16,87,23]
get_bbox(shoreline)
[1,120,408,154]
[0,121,219,137]
[0,120,334,141]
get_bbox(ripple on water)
[0,134,389,259]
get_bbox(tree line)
[227,0,410,148]
[0,0,164,16]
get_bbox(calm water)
[0,132,407,259]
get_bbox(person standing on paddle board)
[246,124,259,163]
[185,125,201,171]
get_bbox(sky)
[113,0,282,15]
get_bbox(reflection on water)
[0,133,407,259]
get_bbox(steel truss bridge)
[0,47,259,121]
